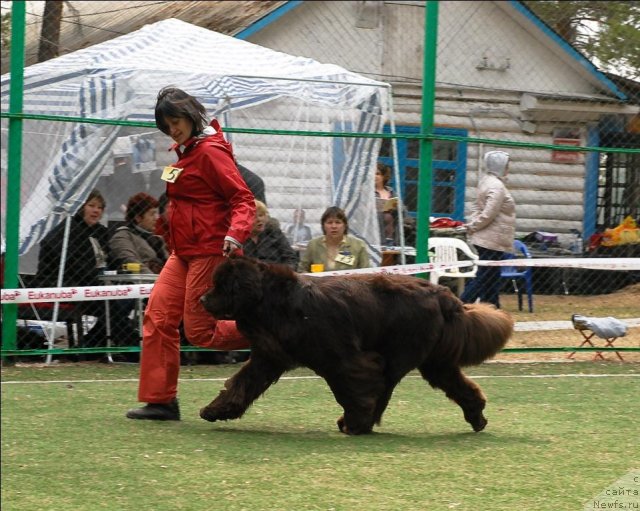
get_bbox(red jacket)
[154,214,171,252]
[165,120,255,256]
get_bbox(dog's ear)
[228,257,264,315]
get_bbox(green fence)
[2,1,639,361]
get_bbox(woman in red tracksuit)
[126,87,256,421]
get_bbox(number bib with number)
[335,253,355,266]
[161,166,184,183]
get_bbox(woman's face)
[165,116,194,145]
[323,216,346,240]
[252,210,268,235]
[293,209,305,224]
[82,198,105,226]
[136,207,158,232]
[375,170,384,189]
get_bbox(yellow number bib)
[161,166,184,183]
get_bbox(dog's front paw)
[200,405,220,422]
[336,415,373,435]
[465,410,488,432]
[200,401,245,422]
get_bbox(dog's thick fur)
[200,256,513,435]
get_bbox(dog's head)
[200,255,264,320]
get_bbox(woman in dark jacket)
[35,189,135,346]
[36,189,109,288]
[244,200,298,270]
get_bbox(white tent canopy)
[1,18,390,268]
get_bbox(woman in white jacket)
[460,150,516,308]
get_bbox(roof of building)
[2,0,626,100]
[1,0,287,74]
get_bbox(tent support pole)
[386,86,406,265]
[2,1,26,358]
[45,215,72,365]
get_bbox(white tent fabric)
[1,18,389,266]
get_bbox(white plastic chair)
[428,237,479,296]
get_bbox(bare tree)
[37,0,63,63]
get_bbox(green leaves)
[524,1,640,79]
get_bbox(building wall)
[247,0,626,239]
[391,83,587,235]
[249,1,383,78]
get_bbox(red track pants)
[137,253,247,403]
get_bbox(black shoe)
[126,398,180,421]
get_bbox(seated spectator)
[35,189,135,347]
[285,208,313,246]
[243,200,298,270]
[298,206,370,272]
[110,192,169,274]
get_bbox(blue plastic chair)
[500,240,534,312]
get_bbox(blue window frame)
[378,126,468,220]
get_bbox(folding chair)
[16,274,85,348]
[568,314,626,361]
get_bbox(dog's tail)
[440,300,514,366]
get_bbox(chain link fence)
[2,1,639,361]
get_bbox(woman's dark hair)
[85,189,106,209]
[377,162,391,186]
[154,87,208,137]
[126,192,159,223]
[320,206,349,235]
[75,189,105,223]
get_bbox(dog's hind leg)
[331,383,378,435]
[200,357,286,423]
[418,364,488,432]
[324,352,386,435]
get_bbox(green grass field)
[2,361,639,511]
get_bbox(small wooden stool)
[568,315,625,361]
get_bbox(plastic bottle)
[569,229,582,255]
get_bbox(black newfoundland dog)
[200,256,513,435]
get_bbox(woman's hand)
[222,240,241,257]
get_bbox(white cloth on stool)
[571,314,627,338]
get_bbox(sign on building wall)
[551,127,581,163]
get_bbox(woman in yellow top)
[298,206,370,272]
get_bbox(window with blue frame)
[378,126,468,220]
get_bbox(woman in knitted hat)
[460,150,516,308]
[109,192,169,274]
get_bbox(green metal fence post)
[2,1,27,354]
[415,0,438,264]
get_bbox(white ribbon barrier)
[3,257,638,305]
[1,283,156,305]
[477,257,640,271]
[303,260,470,278]
[0,261,470,305]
